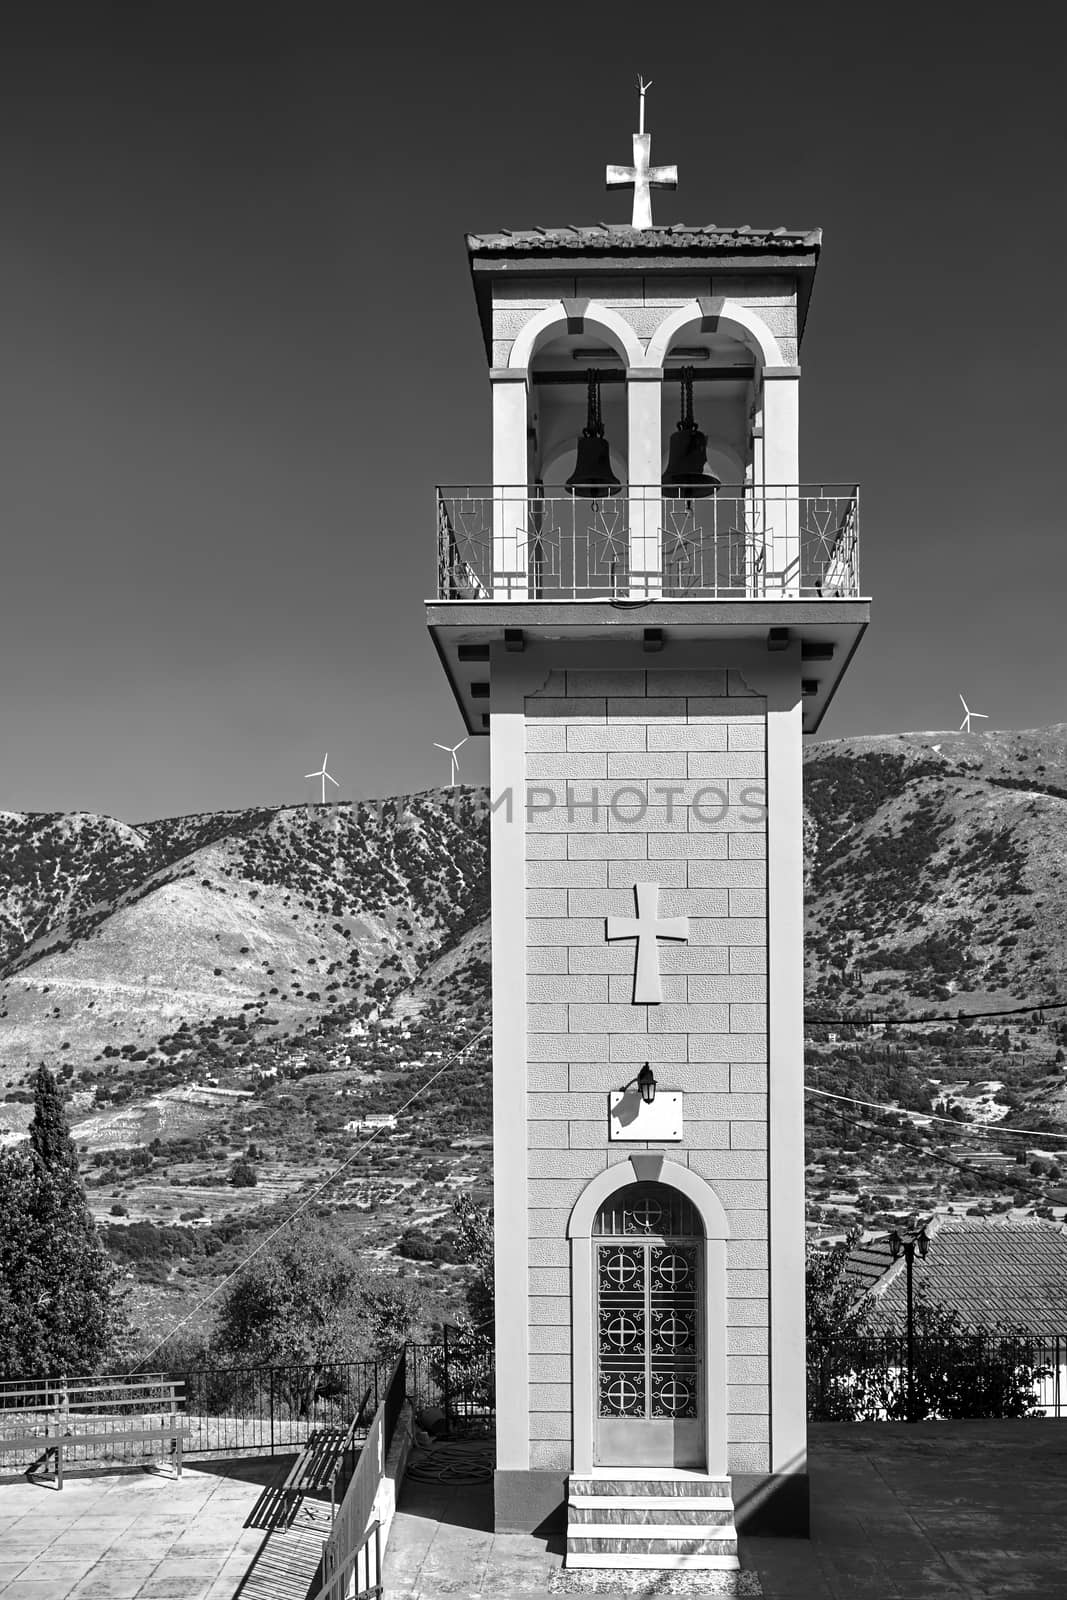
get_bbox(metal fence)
[407,1328,494,1436]
[811,1333,1066,1422]
[437,483,860,601]
[0,1339,493,1476]
[178,1359,383,1458]
[311,1348,407,1600]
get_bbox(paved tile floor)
[4,1424,1067,1599]
[386,1423,1067,1598]
[0,1456,289,1600]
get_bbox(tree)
[209,1219,420,1413]
[805,1228,877,1420]
[451,1193,494,1331]
[228,1158,258,1188]
[0,1065,121,1378]
[430,1196,495,1422]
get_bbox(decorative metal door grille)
[595,1185,701,1424]
[593,1184,700,1239]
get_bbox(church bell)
[566,370,621,497]
[662,366,720,498]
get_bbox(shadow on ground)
[386,1422,1067,1599]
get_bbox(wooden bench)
[0,1375,189,1488]
[281,1384,373,1528]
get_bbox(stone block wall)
[523,666,771,1475]
[490,273,799,368]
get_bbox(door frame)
[568,1155,729,1476]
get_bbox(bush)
[814,1298,1051,1422]
[229,1160,258,1188]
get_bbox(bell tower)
[427,98,868,1560]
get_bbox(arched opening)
[654,325,763,598]
[568,1159,729,1475]
[658,344,754,486]
[527,330,629,598]
[594,1181,705,1468]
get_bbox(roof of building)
[844,1234,897,1295]
[464,224,823,360]
[845,1216,1067,1333]
[466,223,821,256]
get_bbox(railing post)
[905,1252,916,1423]
[58,1375,68,1487]
[442,1325,452,1439]
[173,1384,182,1478]
[269,1367,275,1457]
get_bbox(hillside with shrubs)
[0,726,1065,1338]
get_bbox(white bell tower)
[427,97,868,1559]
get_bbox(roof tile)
[846,1217,1067,1333]
[466,224,821,256]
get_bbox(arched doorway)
[594,1181,704,1468]
[568,1158,729,1476]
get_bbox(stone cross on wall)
[606,881,690,1004]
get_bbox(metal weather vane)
[606,75,678,230]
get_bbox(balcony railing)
[436,484,860,602]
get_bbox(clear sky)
[1,2,1063,822]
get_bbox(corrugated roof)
[466,223,821,254]
[846,1217,1067,1333]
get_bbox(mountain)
[3,728,1066,1333]
[0,790,489,1081]
[803,725,1067,1012]
[3,726,1066,1087]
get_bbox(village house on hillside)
[344,1112,398,1135]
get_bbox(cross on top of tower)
[606,76,678,231]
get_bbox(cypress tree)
[0,1065,121,1377]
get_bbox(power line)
[808,999,1067,1027]
[806,1086,1067,1148]
[129,1021,491,1374]
[812,1098,1057,1205]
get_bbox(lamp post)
[889,1222,930,1423]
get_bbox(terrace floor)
[2,1423,1066,1599]
[0,1453,328,1600]
[386,1421,1067,1598]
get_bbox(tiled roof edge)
[466,224,822,254]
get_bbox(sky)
[0,2,1063,822]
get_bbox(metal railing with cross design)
[436,484,860,602]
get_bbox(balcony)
[436,484,860,602]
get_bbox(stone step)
[569,1472,732,1498]
[566,1547,742,1571]
[569,1501,735,1525]
[568,1524,735,1544]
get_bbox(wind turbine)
[958,694,989,735]
[305,753,340,804]
[434,737,467,787]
